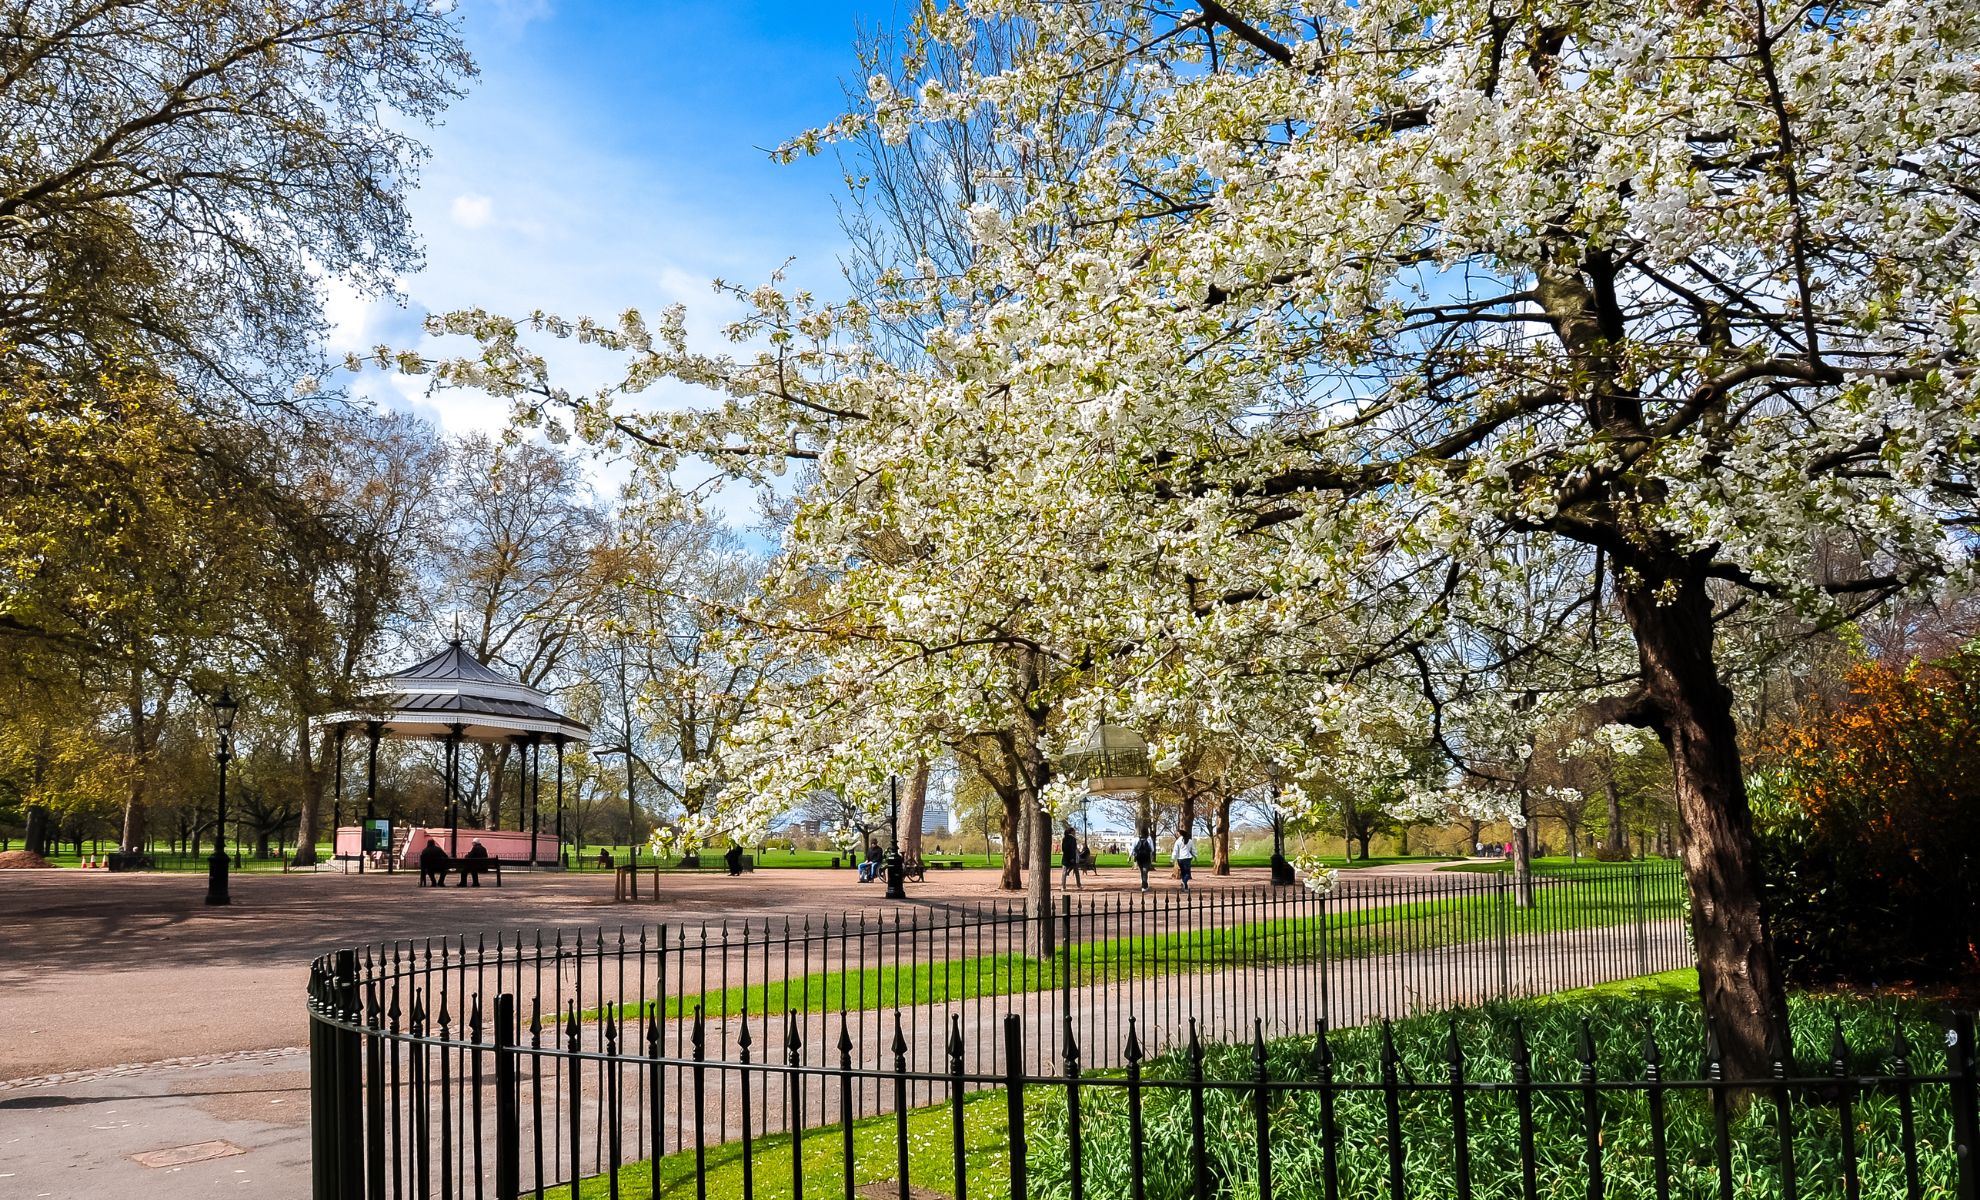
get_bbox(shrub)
[1751,644,1980,989]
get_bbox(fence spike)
[837,1012,854,1058]
[1125,1017,1143,1067]
[1447,1016,1465,1068]
[1831,1016,1851,1072]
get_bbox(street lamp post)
[884,774,907,900]
[206,685,238,906]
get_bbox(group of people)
[1066,823,1199,893]
[844,824,1210,893]
[416,836,491,887]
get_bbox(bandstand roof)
[321,641,590,744]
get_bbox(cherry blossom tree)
[411,0,1980,1074]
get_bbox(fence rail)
[299,864,1974,1199]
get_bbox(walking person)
[1060,822,1084,889]
[1131,829,1155,892]
[1172,826,1197,893]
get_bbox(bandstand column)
[366,721,383,872]
[554,735,566,868]
[331,726,346,840]
[447,724,464,856]
[528,736,542,866]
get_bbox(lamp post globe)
[206,685,238,906]
[884,774,906,900]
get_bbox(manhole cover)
[131,1140,246,1168]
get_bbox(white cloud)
[450,192,495,229]
[324,1,857,535]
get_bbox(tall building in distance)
[921,802,953,837]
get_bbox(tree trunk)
[292,722,331,866]
[998,791,1023,890]
[902,758,929,860]
[24,805,49,857]
[1016,730,1055,959]
[487,743,509,831]
[1511,785,1536,908]
[120,677,149,853]
[1604,775,1627,854]
[1212,795,1233,875]
[1619,567,1789,1079]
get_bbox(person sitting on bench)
[418,839,449,887]
[457,838,490,887]
[724,842,745,876]
[596,848,614,869]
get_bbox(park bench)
[418,856,506,887]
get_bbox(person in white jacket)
[1172,827,1196,892]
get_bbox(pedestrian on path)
[1131,830,1155,891]
[1060,822,1084,889]
[1172,827,1196,892]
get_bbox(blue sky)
[333,0,896,438]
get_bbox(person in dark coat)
[724,842,745,876]
[419,838,449,887]
[458,838,490,887]
[1131,832,1156,892]
[1060,823,1084,889]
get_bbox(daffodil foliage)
[418,0,1980,1067]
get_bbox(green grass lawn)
[1437,855,1678,875]
[577,848,1458,872]
[580,981,1957,1200]
[35,843,337,872]
[597,869,1688,1023]
[578,1086,1019,1199]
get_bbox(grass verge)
[597,870,1688,1023]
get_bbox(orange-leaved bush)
[1751,644,1980,989]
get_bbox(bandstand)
[320,639,589,870]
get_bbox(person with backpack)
[1130,830,1156,892]
[1172,826,1197,892]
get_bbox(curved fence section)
[303,864,1980,1200]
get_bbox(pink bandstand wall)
[333,826,564,867]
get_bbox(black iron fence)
[301,864,1972,1198]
